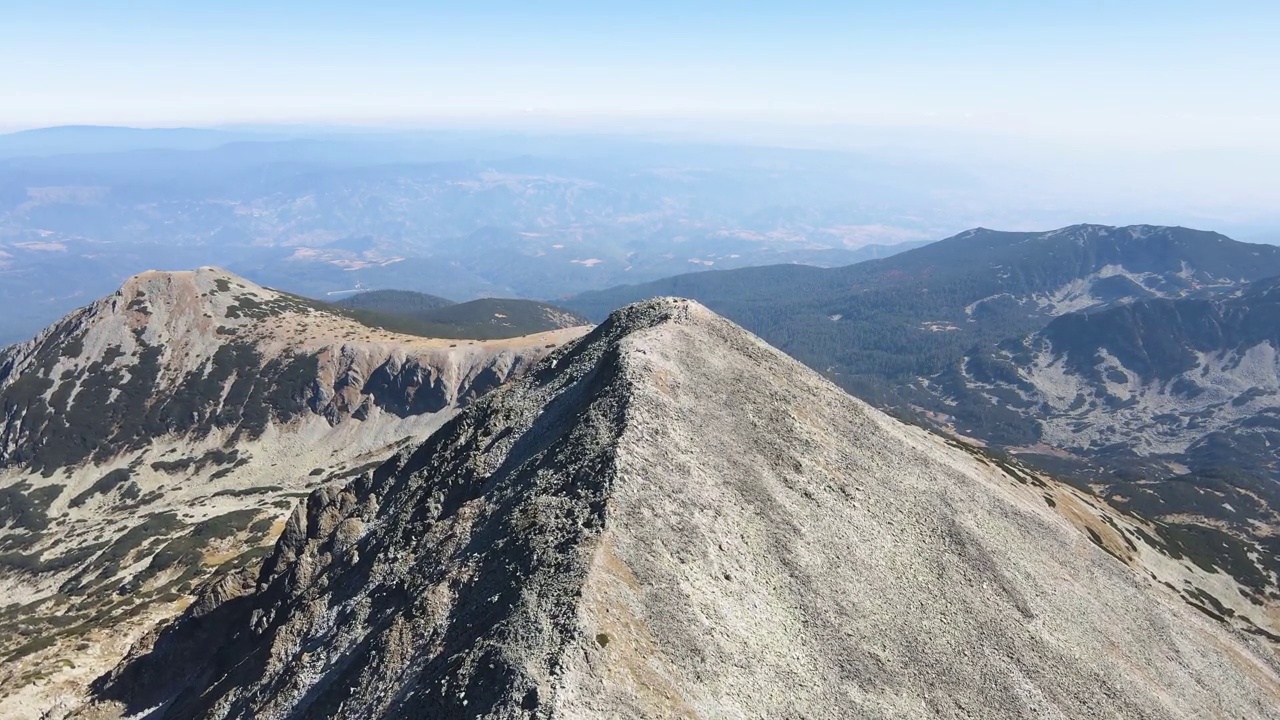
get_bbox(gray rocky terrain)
[565,225,1280,604]
[0,269,586,717]
[76,299,1280,719]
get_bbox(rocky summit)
[78,298,1280,719]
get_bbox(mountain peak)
[86,299,1280,719]
[119,265,240,289]
[0,272,588,708]
[595,294,706,333]
[105,266,297,347]
[0,267,585,473]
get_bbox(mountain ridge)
[0,268,586,716]
[76,298,1280,719]
[0,267,584,472]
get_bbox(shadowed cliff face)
[85,299,1280,720]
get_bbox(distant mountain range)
[569,224,1280,392]
[0,126,286,158]
[0,128,957,346]
[566,224,1280,590]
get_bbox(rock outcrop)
[83,298,1280,719]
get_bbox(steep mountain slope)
[944,276,1280,534]
[563,225,1280,574]
[338,292,589,340]
[80,299,1280,720]
[0,268,587,716]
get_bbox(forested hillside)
[335,292,587,340]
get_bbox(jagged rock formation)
[0,268,587,718]
[82,299,1280,719]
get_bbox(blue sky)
[2,1,1278,151]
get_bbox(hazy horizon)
[5,1,1278,236]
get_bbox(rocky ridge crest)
[81,298,1280,720]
